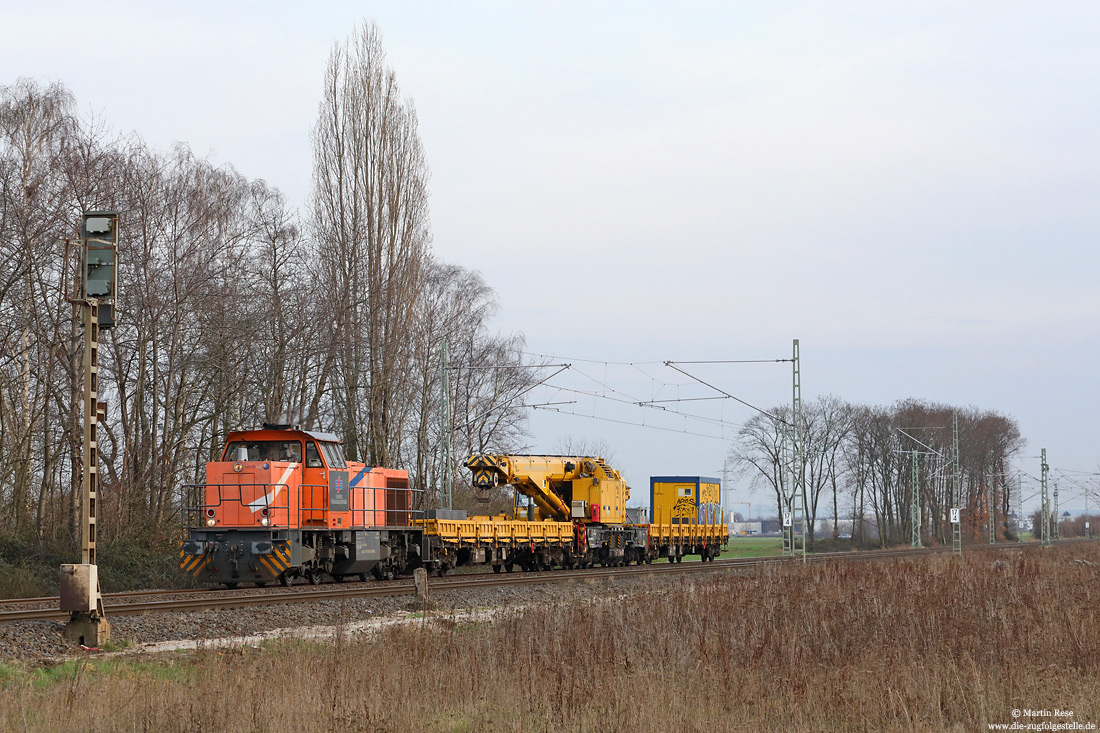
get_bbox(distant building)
[729,521,763,536]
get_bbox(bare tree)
[0,53,534,552]
[0,79,77,539]
[311,20,431,466]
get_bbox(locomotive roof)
[303,430,341,443]
[226,427,343,443]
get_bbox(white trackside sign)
[950,507,960,524]
[783,512,793,528]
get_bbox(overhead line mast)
[951,411,962,556]
[1040,449,1051,547]
[783,339,806,563]
[911,453,921,548]
[989,469,996,545]
[1053,480,1060,540]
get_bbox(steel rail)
[1,538,1090,623]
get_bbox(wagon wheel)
[280,572,293,587]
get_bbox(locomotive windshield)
[319,442,346,468]
[224,440,302,463]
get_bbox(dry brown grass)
[3,544,1100,732]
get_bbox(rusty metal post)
[60,212,118,648]
[82,299,99,565]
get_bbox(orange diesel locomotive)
[180,425,418,586]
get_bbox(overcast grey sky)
[5,1,1098,514]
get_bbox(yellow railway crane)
[463,454,645,567]
[418,455,725,573]
[465,454,629,524]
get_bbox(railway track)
[0,538,1085,624]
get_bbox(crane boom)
[465,454,630,524]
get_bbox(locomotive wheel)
[280,572,293,587]
[333,575,345,583]
[308,570,322,585]
[224,582,238,589]
[359,573,369,582]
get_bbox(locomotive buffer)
[59,212,119,647]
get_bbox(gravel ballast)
[0,571,723,661]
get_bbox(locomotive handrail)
[182,479,429,531]
[347,486,426,528]
[181,482,295,529]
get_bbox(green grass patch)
[720,536,783,559]
[0,656,196,691]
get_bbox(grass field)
[719,535,783,559]
[3,542,1098,731]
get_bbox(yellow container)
[650,476,722,526]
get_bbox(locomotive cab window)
[320,442,346,469]
[224,440,302,463]
[305,441,323,468]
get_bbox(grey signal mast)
[59,211,119,647]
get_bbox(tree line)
[730,396,1025,546]
[0,22,535,548]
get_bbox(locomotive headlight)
[260,517,270,527]
[206,518,216,527]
